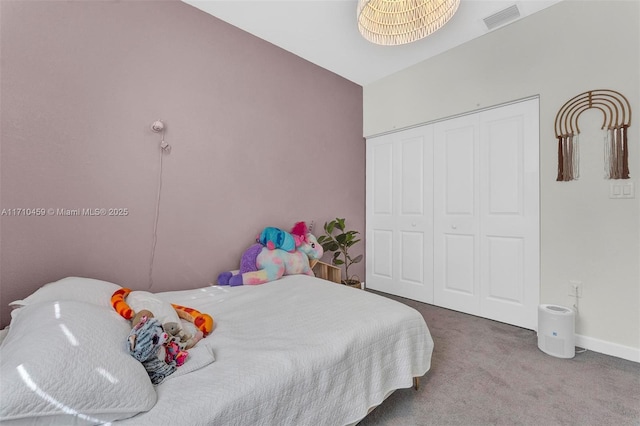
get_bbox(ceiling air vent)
[483,4,520,30]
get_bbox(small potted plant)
[317,218,363,288]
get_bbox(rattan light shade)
[357,0,461,45]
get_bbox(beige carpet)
[360,291,640,426]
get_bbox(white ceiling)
[182,0,562,86]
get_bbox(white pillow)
[0,300,157,424]
[9,277,122,309]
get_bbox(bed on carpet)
[0,275,434,425]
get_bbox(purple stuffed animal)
[217,222,323,286]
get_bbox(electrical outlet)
[568,280,582,298]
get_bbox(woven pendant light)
[357,0,461,45]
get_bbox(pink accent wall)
[0,0,364,326]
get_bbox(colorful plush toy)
[111,288,214,338]
[127,314,177,385]
[258,227,296,251]
[290,221,311,247]
[164,341,188,367]
[129,308,203,351]
[163,322,202,350]
[217,221,323,286]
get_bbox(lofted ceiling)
[182,0,562,86]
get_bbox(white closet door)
[433,114,481,315]
[366,126,434,303]
[479,99,539,329]
[433,98,539,330]
[366,98,539,330]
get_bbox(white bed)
[1,275,434,425]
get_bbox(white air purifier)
[537,304,575,359]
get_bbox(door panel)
[401,140,424,215]
[444,234,475,294]
[480,99,539,329]
[372,143,393,215]
[487,119,521,214]
[444,126,476,215]
[366,126,434,303]
[486,236,524,303]
[434,114,480,314]
[371,229,393,278]
[400,231,424,284]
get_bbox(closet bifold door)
[367,98,539,330]
[477,100,539,330]
[366,126,434,304]
[433,99,539,330]
[433,113,482,316]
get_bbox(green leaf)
[351,254,363,264]
[323,241,339,252]
[323,221,332,234]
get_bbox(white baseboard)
[575,334,640,363]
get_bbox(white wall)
[363,0,639,360]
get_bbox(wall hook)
[151,120,165,133]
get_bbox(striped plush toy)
[127,314,177,385]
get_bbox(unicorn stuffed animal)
[217,222,323,286]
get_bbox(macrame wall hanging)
[554,89,632,181]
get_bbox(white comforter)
[121,275,434,426]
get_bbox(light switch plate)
[610,181,634,199]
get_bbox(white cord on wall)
[148,121,171,289]
[570,290,588,355]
